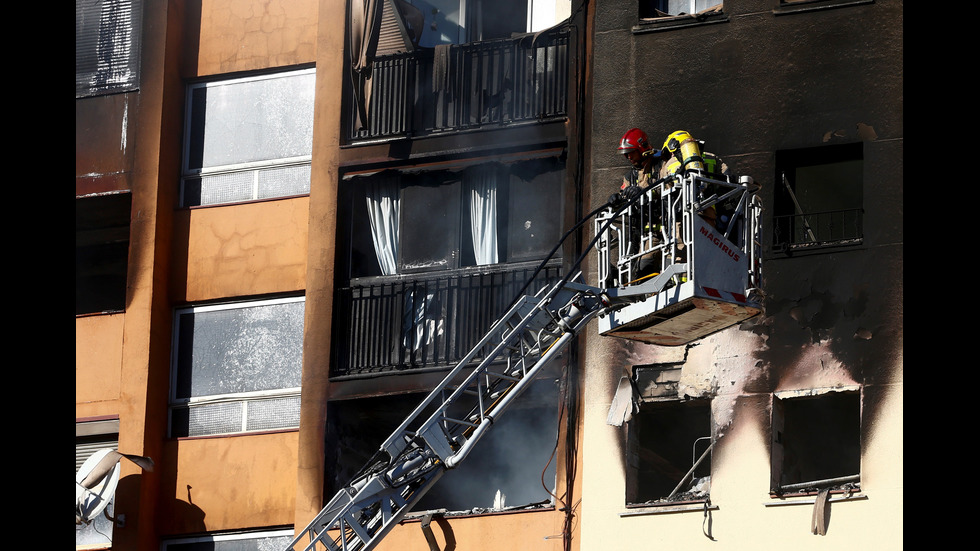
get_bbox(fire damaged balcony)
[331,263,563,377]
[350,28,570,141]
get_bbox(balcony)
[331,263,563,377]
[772,207,863,253]
[350,28,570,141]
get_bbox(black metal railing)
[331,263,563,377]
[772,208,863,252]
[352,29,570,140]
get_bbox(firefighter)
[610,128,665,282]
[617,127,663,197]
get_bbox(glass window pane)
[174,299,305,400]
[505,160,562,262]
[400,180,461,272]
[186,71,315,171]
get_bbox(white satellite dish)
[76,448,122,524]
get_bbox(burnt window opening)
[773,142,863,253]
[627,398,712,506]
[76,193,131,315]
[324,377,561,513]
[771,391,861,494]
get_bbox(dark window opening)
[627,399,711,506]
[773,143,863,253]
[76,193,131,315]
[771,391,861,494]
[324,377,560,513]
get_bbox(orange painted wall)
[76,313,125,418]
[159,431,300,533]
[376,511,566,551]
[171,197,310,302]
[190,0,318,76]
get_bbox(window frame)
[75,418,120,547]
[770,388,862,496]
[168,296,305,438]
[772,142,864,255]
[625,397,713,508]
[161,529,295,551]
[635,0,727,33]
[179,67,316,208]
[340,158,565,283]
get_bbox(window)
[627,399,712,506]
[640,0,722,19]
[163,530,294,551]
[390,0,569,47]
[76,193,131,315]
[620,366,712,507]
[773,143,863,252]
[76,419,119,548]
[76,0,142,98]
[332,158,565,375]
[771,391,861,494]
[341,158,563,279]
[324,377,560,513]
[180,68,315,207]
[169,297,305,437]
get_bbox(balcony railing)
[331,263,563,377]
[352,28,570,141]
[772,208,863,252]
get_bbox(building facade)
[77,0,901,549]
[580,0,902,549]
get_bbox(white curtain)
[403,289,444,352]
[364,175,400,275]
[467,166,499,265]
[349,0,384,131]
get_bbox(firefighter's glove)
[607,192,623,206]
[622,185,643,202]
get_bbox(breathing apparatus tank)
[662,130,705,174]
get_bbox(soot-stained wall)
[584,0,902,515]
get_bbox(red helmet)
[617,128,652,154]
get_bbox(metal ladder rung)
[442,416,480,428]
[484,370,522,382]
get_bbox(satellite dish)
[75,448,155,524]
[76,448,121,524]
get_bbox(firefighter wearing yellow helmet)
[659,130,728,178]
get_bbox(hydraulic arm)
[286,276,615,551]
[287,170,762,551]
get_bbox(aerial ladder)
[285,169,763,551]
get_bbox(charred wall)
[583,0,903,528]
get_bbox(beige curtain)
[350,0,384,131]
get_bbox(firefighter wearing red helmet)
[617,128,662,196]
